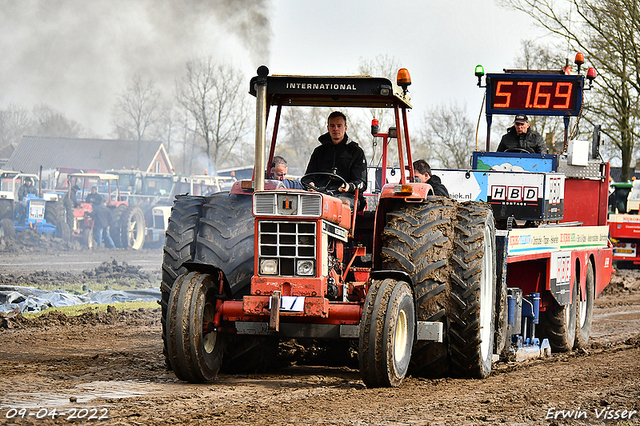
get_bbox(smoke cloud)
[0,0,271,136]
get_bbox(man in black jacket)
[305,111,367,209]
[90,198,115,248]
[413,159,449,197]
[497,114,546,154]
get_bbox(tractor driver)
[305,111,367,210]
[17,177,37,201]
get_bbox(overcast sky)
[0,0,547,139]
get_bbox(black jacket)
[91,203,113,228]
[306,133,367,197]
[497,126,546,154]
[427,175,449,197]
[17,184,37,201]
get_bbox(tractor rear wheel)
[449,202,496,379]
[166,271,225,383]
[540,273,577,352]
[0,218,15,239]
[575,261,595,348]
[359,278,415,388]
[161,195,205,369]
[118,206,145,250]
[196,193,254,297]
[0,199,13,221]
[380,198,456,378]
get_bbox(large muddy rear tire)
[196,193,254,297]
[380,198,456,378]
[359,278,415,388]
[161,195,205,369]
[166,271,225,383]
[575,261,595,349]
[449,202,496,379]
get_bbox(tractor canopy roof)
[249,72,412,109]
[68,173,120,181]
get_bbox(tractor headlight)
[260,259,278,275]
[296,259,315,276]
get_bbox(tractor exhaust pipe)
[254,66,269,192]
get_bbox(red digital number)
[553,82,573,109]
[533,81,552,109]
[493,81,513,108]
[517,81,533,108]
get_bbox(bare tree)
[500,0,640,180]
[176,58,251,173]
[357,55,403,164]
[111,74,166,168]
[415,102,474,169]
[276,107,329,174]
[0,104,31,147]
[31,104,84,137]
[112,73,164,141]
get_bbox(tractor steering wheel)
[504,147,533,154]
[300,172,348,196]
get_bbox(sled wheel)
[541,271,577,352]
[166,271,225,383]
[575,260,595,348]
[359,278,415,388]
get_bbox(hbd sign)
[491,185,539,203]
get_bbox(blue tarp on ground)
[0,285,161,313]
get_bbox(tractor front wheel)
[118,206,145,250]
[166,271,225,383]
[359,278,415,388]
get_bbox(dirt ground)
[1,243,639,425]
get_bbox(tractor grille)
[258,220,316,276]
[254,192,322,217]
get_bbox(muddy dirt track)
[0,246,639,425]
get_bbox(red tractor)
[161,61,612,387]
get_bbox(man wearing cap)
[17,177,37,201]
[497,114,546,154]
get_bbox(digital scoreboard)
[486,73,584,117]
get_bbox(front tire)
[118,206,145,250]
[359,278,415,388]
[166,271,225,383]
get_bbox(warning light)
[397,68,411,92]
[475,65,484,87]
[371,118,379,136]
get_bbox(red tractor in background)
[161,58,612,388]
